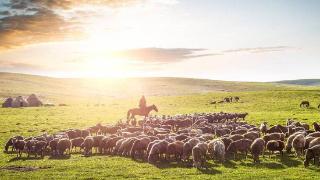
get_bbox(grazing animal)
[304,144,320,167]
[312,122,320,132]
[292,134,305,157]
[81,136,94,156]
[227,139,252,159]
[192,142,208,168]
[250,138,265,163]
[300,101,310,108]
[309,137,320,148]
[266,140,285,157]
[57,138,71,156]
[49,138,59,156]
[71,137,84,153]
[13,140,26,157]
[208,140,225,162]
[166,141,184,161]
[259,122,268,135]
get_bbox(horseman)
[139,95,147,111]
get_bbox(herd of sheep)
[4,112,320,168]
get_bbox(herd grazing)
[4,112,320,169]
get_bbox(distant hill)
[0,72,308,103]
[276,79,320,86]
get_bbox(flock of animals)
[210,96,240,104]
[4,112,320,169]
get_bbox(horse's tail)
[127,109,131,120]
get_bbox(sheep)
[49,138,59,156]
[208,140,225,162]
[229,134,244,142]
[81,130,90,138]
[220,137,233,151]
[292,134,305,157]
[81,136,94,156]
[148,140,169,163]
[309,137,320,148]
[263,133,285,143]
[105,136,123,154]
[113,138,126,155]
[192,142,208,168]
[92,135,105,153]
[286,132,304,153]
[250,138,265,163]
[259,122,268,135]
[266,140,285,157]
[305,136,316,149]
[175,134,189,141]
[244,132,260,141]
[71,137,84,153]
[35,141,47,157]
[130,137,151,159]
[215,128,231,137]
[13,140,26,157]
[25,139,37,157]
[231,129,248,135]
[227,139,252,160]
[4,136,24,152]
[182,138,200,161]
[119,138,137,156]
[166,141,184,161]
[307,132,320,138]
[57,138,71,156]
[304,144,320,167]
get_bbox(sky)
[0,0,320,81]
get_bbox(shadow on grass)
[8,156,44,162]
[48,155,71,160]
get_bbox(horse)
[300,101,310,108]
[127,104,158,124]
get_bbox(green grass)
[1,89,320,179]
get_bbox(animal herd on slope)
[4,112,320,169]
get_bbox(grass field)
[1,74,320,179]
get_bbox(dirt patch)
[1,165,51,172]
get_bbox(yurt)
[2,97,13,108]
[27,94,43,107]
[12,96,29,108]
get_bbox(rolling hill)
[276,79,320,86]
[0,72,310,103]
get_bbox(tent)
[12,96,29,108]
[27,94,43,107]
[2,97,13,108]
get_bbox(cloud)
[111,48,219,63]
[0,0,143,50]
[222,46,295,54]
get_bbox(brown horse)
[127,104,158,123]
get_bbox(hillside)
[0,72,306,103]
[276,79,320,86]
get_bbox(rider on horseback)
[139,95,147,111]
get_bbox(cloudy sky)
[0,0,320,81]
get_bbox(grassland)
[1,73,320,179]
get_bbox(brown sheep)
[182,138,200,161]
[49,138,59,156]
[304,136,316,149]
[304,144,320,167]
[81,136,94,156]
[215,128,231,137]
[266,140,285,157]
[231,129,248,135]
[244,132,260,141]
[263,133,285,143]
[146,140,161,155]
[227,139,252,160]
[81,130,90,138]
[286,132,305,153]
[13,140,26,157]
[220,137,233,151]
[57,138,71,156]
[25,139,37,157]
[130,137,151,159]
[113,138,126,155]
[309,137,320,148]
[229,134,244,142]
[4,136,24,152]
[307,132,320,138]
[119,138,138,156]
[250,138,265,163]
[292,134,305,157]
[148,140,169,163]
[166,141,184,161]
[71,137,84,153]
[192,142,208,168]
[92,135,105,153]
[35,141,47,157]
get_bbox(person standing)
[139,95,146,110]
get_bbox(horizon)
[1,0,320,81]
